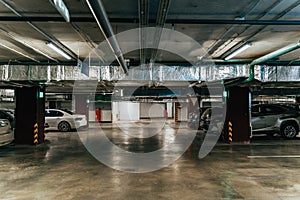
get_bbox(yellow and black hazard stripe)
[33,123,38,144]
[228,121,233,143]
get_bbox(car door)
[251,105,267,131]
[45,110,64,129]
[263,105,286,129]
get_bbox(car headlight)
[75,117,83,121]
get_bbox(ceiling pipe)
[139,0,149,65]
[86,0,128,74]
[201,59,252,64]
[244,41,300,83]
[0,0,78,61]
[150,0,171,63]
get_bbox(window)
[45,110,64,117]
[264,105,287,114]
[251,106,259,113]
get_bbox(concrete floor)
[1,121,300,200]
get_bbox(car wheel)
[58,121,71,132]
[281,122,298,139]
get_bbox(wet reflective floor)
[1,121,300,200]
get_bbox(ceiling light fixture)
[225,42,252,60]
[46,42,71,60]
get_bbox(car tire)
[58,121,71,132]
[280,122,299,139]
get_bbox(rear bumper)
[74,118,88,129]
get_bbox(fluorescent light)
[46,42,71,60]
[225,42,252,60]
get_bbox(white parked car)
[45,109,87,132]
[0,119,14,146]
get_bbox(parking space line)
[248,155,300,158]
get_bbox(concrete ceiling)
[0,0,300,96]
[0,0,300,66]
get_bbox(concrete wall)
[113,102,140,121]
[101,110,112,121]
[140,103,165,118]
[167,102,173,118]
[177,103,188,121]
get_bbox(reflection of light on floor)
[116,120,166,139]
[97,121,192,157]
[110,120,178,144]
[163,128,176,144]
[44,151,51,161]
[293,184,300,191]
[171,162,180,176]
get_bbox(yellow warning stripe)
[34,123,38,144]
[228,121,233,143]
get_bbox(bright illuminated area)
[0,0,300,199]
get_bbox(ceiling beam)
[0,0,78,61]
[0,28,58,62]
[216,0,300,59]
[0,43,40,62]
[3,16,300,25]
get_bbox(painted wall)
[118,102,140,121]
[166,102,173,118]
[177,103,188,121]
[101,110,112,121]
[112,101,118,122]
[140,103,165,118]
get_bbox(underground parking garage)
[1,0,300,199]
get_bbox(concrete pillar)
[15,86,45,145]
[224,86,251,143]
[296,96,300,104]
[74,94,89,126]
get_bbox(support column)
[224,86,251,143]
[15,86,45,145]
[74,94,89,127]
[296,96,300,104]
